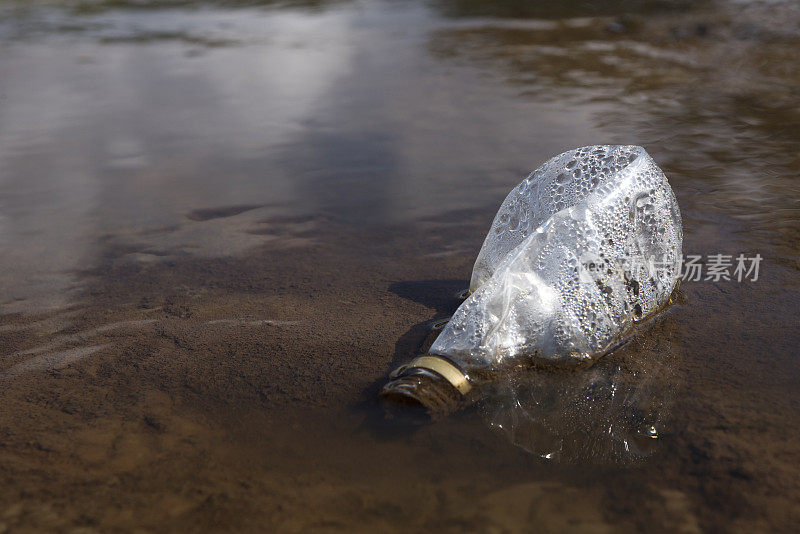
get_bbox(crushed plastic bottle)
[381,145,682,415]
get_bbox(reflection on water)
[0,0,613,313]
[483,314,681,463]
[429,1,800,249]
[0,1,363,312]
[431,0,705,20]
[0,0,799,531]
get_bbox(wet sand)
[1,0,799,532]
[1,210,797,532]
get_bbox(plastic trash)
[381,145,682,415]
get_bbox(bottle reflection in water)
[483,314,681,463]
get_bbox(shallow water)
[0,0,798,531]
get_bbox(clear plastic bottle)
[382,145,682,415]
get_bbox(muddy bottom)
[1,0,799,532]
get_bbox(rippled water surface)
[1,0,798,531]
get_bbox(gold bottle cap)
[402,355,472,395]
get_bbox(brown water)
[1,0,799,531]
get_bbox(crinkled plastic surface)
[430,145,682,368]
